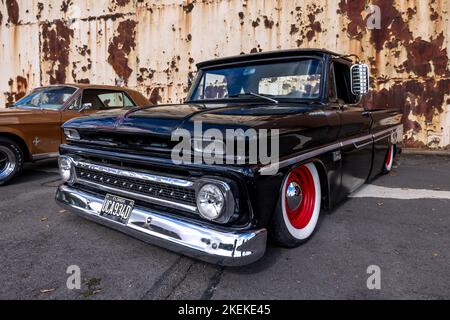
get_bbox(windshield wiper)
[229,92,279,104]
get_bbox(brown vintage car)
[0,84,149,185]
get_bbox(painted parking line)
[350,184,450,200]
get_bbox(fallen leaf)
[41,217,48,222]
[433,253,439,257]
[40,288,56,294]
[377,202,384,206]
[59,209,66,213]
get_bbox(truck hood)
[63,102,326,136]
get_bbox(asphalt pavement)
[0,154,449,300]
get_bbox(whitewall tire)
[272,163,322,247]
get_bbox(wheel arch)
[310,159,331,211]
[0,132,31,162]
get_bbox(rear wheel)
[383,144,395,173]
[272,163,322,248]
[0,137,24,186]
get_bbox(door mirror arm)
[79,103,92,112]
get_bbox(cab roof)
[196,48,349,69]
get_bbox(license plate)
[100,194,134,223]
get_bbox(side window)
[98,92,125,108]
[124,94,135,107]
[82,90,134,109]
[333,62,357,104]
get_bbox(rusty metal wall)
[0,0,449,148]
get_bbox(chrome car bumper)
[55,185,267,266]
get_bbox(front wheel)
[0,137,24,186]
[271,163,322,248]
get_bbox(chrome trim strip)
[259,126,400,174]
[32,152,60,161]
[373,132,392,143]
[75,161,194,188]
[76,177,198,213]
[259,142,341,175]
[373,127,395,139]
[56,185,267,266]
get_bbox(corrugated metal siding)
[0,0,449,148]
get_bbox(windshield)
[188,58,323,102]
[13,86,77,110]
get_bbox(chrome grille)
[74,166,196,207]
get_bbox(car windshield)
[188,58,323,103]
[13,86,77,110]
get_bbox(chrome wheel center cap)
[286,181,303,211]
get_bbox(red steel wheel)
[384,144,395,172]
[277,163,322,243]
[284,165,316,229]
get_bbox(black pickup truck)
[55,49,403,266]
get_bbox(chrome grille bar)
[73,161,198,213]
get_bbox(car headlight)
[64,128,80,140]
[195,180,236,224]
[58,156,73,182]
[196,184,226,221]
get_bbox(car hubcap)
[286,181,303,211]
[0,146,16,180]
[284,165,316,229]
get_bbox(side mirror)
[79,102,92,112]
[350,63,370,96]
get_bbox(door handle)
[362,111,370,117]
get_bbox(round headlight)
[197,184,225,221]
[64,128,80,140]
[58,156,73,182]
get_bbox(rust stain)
[149,87,163,105]
[116,0,131,7]
[60,0,73,13]
[36,2,44,20]
[337,0,366,40]
[6,0,19,25]
[41,20,74,84]
[183,1,195,14]
[4,76,28,107]
[402,33,450,78]
[305,5,323,41]
[263,16,275,29]
[137,68,156,83]
[15,76,28,101]
[107,20,137,85]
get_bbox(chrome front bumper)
[55,185,267,266]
